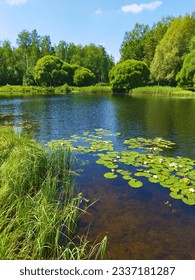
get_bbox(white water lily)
[111,169,115,173]
[189,188,195,193]
[153,175,158,179]
[169,162,177,168]
[143,161,148,165]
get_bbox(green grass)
[0,127,107,260]
[0,85,56,96]
[130,86,195,96]
[68,85,112,94]
[0,84,111,96]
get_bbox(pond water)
[0,93,195,259]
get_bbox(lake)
[0,93,195,259]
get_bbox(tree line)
[0,13,195,90]
[111,13,195,92]
[0,30,114,86]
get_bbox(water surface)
[0,93,195,259]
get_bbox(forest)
[0,13,195,91]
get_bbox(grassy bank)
[0,127,107,260]
[130,86,195,97]
[0,84,111,96]
[0,85,56,95]
[72,85,112,94]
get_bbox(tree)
[55,40,68,61]
[176,36,195,88]
[34,55,68,86]
[73,67,96,86]
[40,35,54,56]
[120,23,150,62]
[150,15,195,85]
[109,59,150,93]
[143,16,173,66]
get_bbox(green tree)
[73,67,96,86]
[55,40,68,61]
[176,36,195,88]
[150,15,195,85]
[82,44,114,83]
[109,59,150,93]
[143,16,173,66]
[34,55,68,86]
[40,35,54,56]
[120,23,150,62]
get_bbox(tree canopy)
[0,29,114,86]
[109,59,150,93]
[34,55,68,86]
[150,15,195,85]
[1,13,195,90]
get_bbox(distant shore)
[0,85,194,97]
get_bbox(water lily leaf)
[128,179,143,188]
[182,197,195,206]
[104,164,118,169]
[169,192,183,199]
[122,175,132,181]
[104,172,118,179]
[148,177,160,183]
[179,177,191,185]
[188,170,195,180]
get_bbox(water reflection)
[0,93,195,259]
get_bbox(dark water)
[0,93,195,259]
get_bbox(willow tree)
[150,15,195,85]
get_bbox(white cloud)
[94,9,103,15]
[121,1,162,13]
[6,0,27,5]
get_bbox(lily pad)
[104,172,118,179]
[169,192,183,200]
[128,179,143,188]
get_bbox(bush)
[109,59,150,93]
[73,67,96,86]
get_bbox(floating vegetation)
[47,129,195,206]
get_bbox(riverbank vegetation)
[0,127,107,260]
[0,13,195,94]
[130,86,194,96]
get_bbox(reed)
[130,86,195,96]
[72,85,112,94]
[0,127,107,260]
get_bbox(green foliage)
[0,29,113,86]
[51,129,195,206]
[34,55,68,86]
[109,59,150,93]
[73,67,96,87]
[176,36,195,88]
[150,16,195,85]
[131,86,195,96]
[0,127,107,260]
[120,23,150,61]
[120,17,173,66]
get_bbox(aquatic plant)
[48,129,195,206]
[0,127,107,260]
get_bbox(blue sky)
[0,0,194,61]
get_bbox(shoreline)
[0,85,194,97]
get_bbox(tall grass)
[0,127,107,260]
[130,86,195,96]
[72,85,112,94]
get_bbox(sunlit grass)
[131,86,195,96]
[0,127,107,260]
